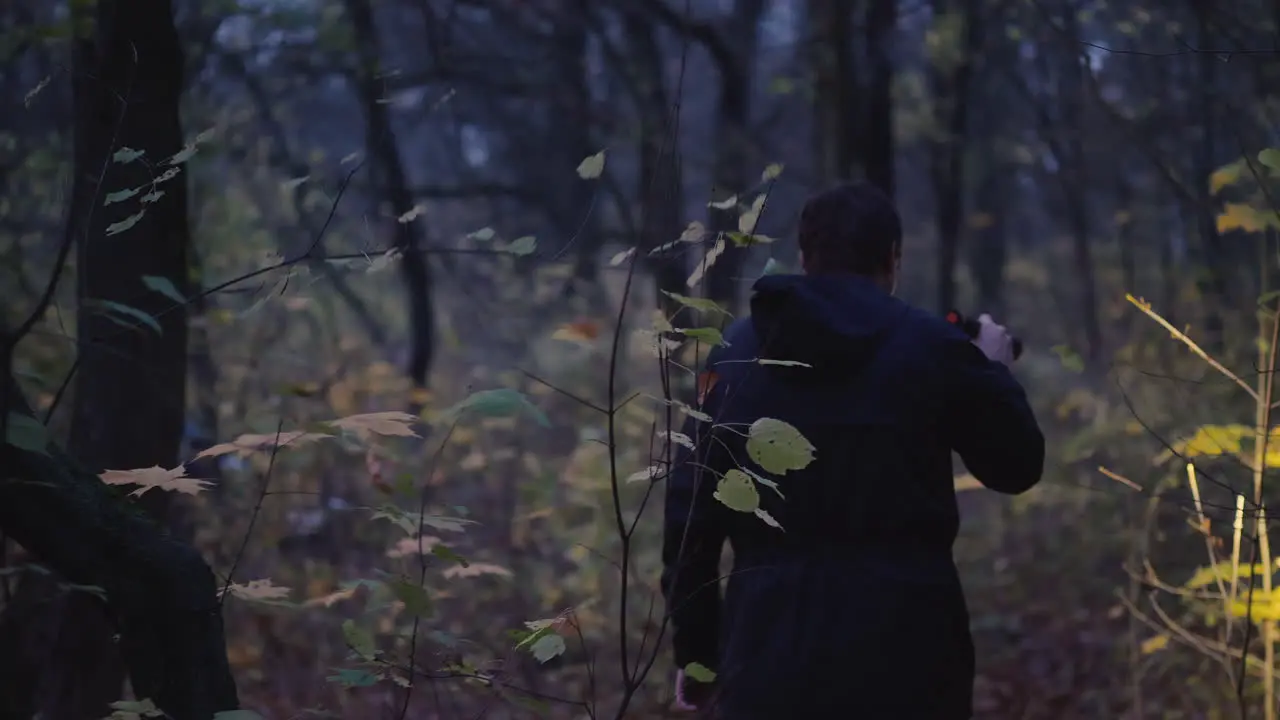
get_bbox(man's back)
[661,273,1044,719]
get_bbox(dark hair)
[797,182,902,275]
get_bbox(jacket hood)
[749,273,903,381]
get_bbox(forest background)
[3,0,1280,718]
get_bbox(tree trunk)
[624,11,688,323]
[705,0,766,317]
[0,381,239,720]
[928,0,979,313]
[346,0,436,394]
[1,0,209,716]
[862,0,897,197]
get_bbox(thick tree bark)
[0,383,239,720]
[0,0,216,717]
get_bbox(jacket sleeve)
[660,360,731,671]
[943,333,1046,495]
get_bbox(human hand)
[673,669,717,713]
[972,313,1015,366]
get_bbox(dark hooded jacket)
[661,273,1044,720]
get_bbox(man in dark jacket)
[661,182,1044,719]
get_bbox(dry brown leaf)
[328,411,420,438]
[193,430,332,460]
[442,563,513,580]
[305,585,366,608]
[551,320,601,343]
[221,578,291,601]
[99,464,212,497]
[387,535,442,558]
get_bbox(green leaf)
[1259,148,1280,173]
[678,327,727,346]
[432,543,470,567]
[86,299,162,333]
[1051,345,1084,373]
[105,210,146,236]
[714,469,760,513]
[576,150,606,179]
[326,668,380,688]
[104,186,141,205]
[661,291,732,317]
[746,418,815,474]
[420,515,476,533]
[743,468,784,498]
[468,227,496,241]
[6,411,50,454]
[760,257,786,276]
[444,388,549,427]
[754,508,783,530]
[112,147,145,163]
[341,619,377,660]
[167,143,199,166]
[505,235,537,256]
[530,633,566,663]
[213,711,267,720]
[684,662,718,683]
[389,579,433,617]
[368,505,475,535]
[725,231,775,247]
[761,163,784,181]
[738,195,766,233]
[141,275,185,303]
[757,358,809,368]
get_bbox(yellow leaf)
[551,319,601,343]
[1211,160,1245,194]
[1228,592,1280,621]
[1176,424,1251,457]
[328,411,420,438]
[1140,634,1170,655]
[1185,563,1271,589]
[1216,203,1277,234]
[99,464,212,497]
